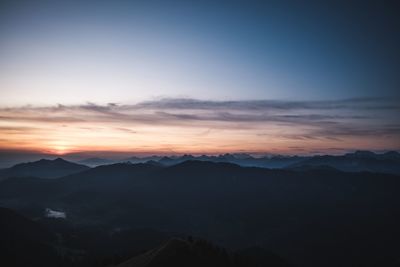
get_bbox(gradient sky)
[0,0,399,155]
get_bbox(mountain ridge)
[75,150,400,174]
[0,158,90,181]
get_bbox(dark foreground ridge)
[0,207,288,267]
[0,207,63,267]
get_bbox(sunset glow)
[0,98,399,156]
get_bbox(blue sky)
[1,0,399,105]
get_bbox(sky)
[0,0,399,156]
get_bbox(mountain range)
[1,150,399,176]
[1,159,399,266]
[75,151,400,174]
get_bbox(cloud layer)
[0,97,399,154]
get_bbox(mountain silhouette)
[288,151,400,174]
[75,151,400,174]
[78,157,115,167]
[1,160,400,266]
[0,158,90,181]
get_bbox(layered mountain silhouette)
[287,151,400,174]
[78,157,115,167]
[72,151,400,174]
[74,153,306,168]
[1,160,400,266]
[0,158,90,181]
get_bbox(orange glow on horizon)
[0,102,399,156]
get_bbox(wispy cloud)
[133,97,400,111]
[0,97,399,154]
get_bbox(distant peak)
[36,158,66,163]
